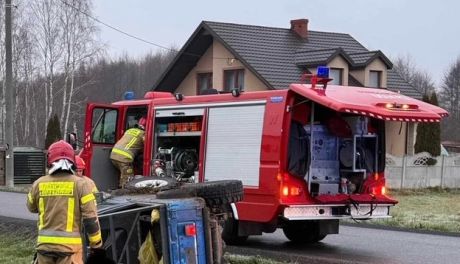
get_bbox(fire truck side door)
[86,104,122,191]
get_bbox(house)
[152,19,421,156]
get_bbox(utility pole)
[5,0,14,187]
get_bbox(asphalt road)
[2,191,460,264]
[227,226,460,264]
[0,191,36,220]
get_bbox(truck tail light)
[185,224,196,236]
[281,184,301,197]
[372,185,386,195]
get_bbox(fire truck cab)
[81,69,447,244]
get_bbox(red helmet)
[138,117,147,128]
[47,140,75,166]
[75,156,86,170]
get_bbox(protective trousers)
[36,250,83,264]
[111,159,134,188]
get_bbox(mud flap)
[318,219,339,236]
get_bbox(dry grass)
[371,188,460,233]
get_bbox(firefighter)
[27,140,103,264]
[110,117,146,188]
[75,156,98,194]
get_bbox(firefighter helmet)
[75,156,86,170]
[47,140,75,166]
[138,117,147,129]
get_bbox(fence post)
[401,155,406,189]
[440,155,445,188]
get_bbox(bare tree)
[393,55,435,95]
[58,0,102,136]
[30,0,63,132]
[439,58,460,141]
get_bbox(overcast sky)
[93,0,460,86]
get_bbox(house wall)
[176,45,214,95]
[328,56,349,85]
[385,121,407,156]
[308,56,350,85]
[176,40,268,95]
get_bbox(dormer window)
[369,71,381,88]
[329,68,343,85]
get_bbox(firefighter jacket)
[82,175,99,194]
[26,172,102,253]
[110,127,145,163]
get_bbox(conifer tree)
[45,114,62,149]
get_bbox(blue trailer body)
[93,195,210,264]
[165,199,207,264]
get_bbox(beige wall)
[308,56,349,85]
[176,40,269,95]
[176,45,214,95]
[328,56,349,85]
[350,58,387,87]
[385,121,407,156]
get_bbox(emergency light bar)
[124,91,135,100]
[376,102,419,111]
[317,66,329,78]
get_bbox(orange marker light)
[381,186,386,195]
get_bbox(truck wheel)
[155,188,195,199]
[222,218,248,245]
[125,176,177,192]
[282,221,326,244]
[181,180,243,208]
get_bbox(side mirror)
[66,132,78,150]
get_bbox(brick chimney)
[290,19,309,39]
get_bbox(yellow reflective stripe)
[39,182,74,196]
[38,235,82,245]
[88,231,102,243]
[38,198,44,230]
[125,137,138,149]
[66,198,74,232]
[126,129,141,137]
[27,192,33,204]
[81,193,95,205]
[112,148,133,160]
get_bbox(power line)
[59,0,200,57]
[59,0,241,61]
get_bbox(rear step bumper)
[283,203,393,220]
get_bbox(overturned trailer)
[85,180,243,264]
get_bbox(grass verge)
[0,222,36,264]
[368,188,460,233]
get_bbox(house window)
[224,69,245,91]
[329,68,343,85]
[197,72,213,95]
[369,71,381,88]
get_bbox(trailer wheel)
[181,180,243,208]
[222,217,248,245]
[282,221,326,244]
[125,176,177,192]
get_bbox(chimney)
[290,19,309,39]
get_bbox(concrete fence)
[385,152,460,189]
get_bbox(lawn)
[0,221,36,264]
[371,188,460,233]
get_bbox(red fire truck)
[79,69,448,244]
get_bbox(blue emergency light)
[317,66,329,78]
[124,91,135,100]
